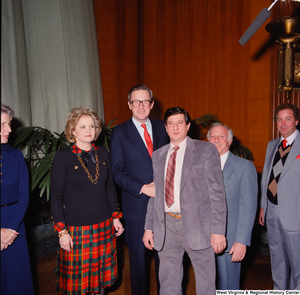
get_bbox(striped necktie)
[165,146,180,207]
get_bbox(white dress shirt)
[132,117,153,147]
[220,150,229,171]
[164,138,187,213]
[281,129,299,146]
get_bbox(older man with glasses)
[110,85,169,295]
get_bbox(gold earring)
[73,135,77,143]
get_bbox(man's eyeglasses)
[130,100,152,107]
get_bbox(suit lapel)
[281,132,300,178]
[156,145,169,204]
[223,152,235,184]
[126,119,150,158]
[266,138,281,179]
[180,137,195,193]
[151,119,162,150]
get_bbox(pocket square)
[296,155,300,159]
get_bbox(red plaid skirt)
[56,218,118,294]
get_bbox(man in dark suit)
[207,123,258,290]
[110,85,168,295]
[143,107,226,295]
[259,103,300,290]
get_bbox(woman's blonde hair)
[65,106,102,143]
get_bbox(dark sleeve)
[7,149,30,231]
[100,147,120,213]
[110,126,145,198]
[50,150,68,224]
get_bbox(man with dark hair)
[274,103,300,124]
[162,106,191,125]
[207,123,258,290]
[259,103,300,290]
[110,85,168,295]
[143,107,226,295]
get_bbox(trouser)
[125,219,160,295]
[158,214,215,295]
[266,201,300,290]
[216,251,241,290]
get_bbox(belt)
[166,212,182,219]
[1,201,18,207]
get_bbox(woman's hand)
[113,219,124,237]
[59,230,73,252]
[1,228,19,251]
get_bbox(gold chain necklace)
[77,154,99,184]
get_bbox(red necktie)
[141,124,153,157]
[165,146,180,208]
[282,139,287,148]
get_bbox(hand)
[259,208,264,226]
[141,182,155,198]
[229,242,246,262]
[211,234,226,254]
[142,230,154,250]
[59,231,73,252]
[113,219,124,236]
[1,228,19,250]
[1,241,6,251]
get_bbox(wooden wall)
[93,0,139,123]
[93,0,300,172]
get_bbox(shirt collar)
[281,129,299,146]
[71,142,98,156]
[132,117,151,130]
[220,150,229,170]
[169,137,187,152]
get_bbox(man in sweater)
[259,103,300,290]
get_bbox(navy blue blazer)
[110,118,169,221]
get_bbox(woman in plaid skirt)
[50,106,124,295]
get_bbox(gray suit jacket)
[145,136,227,251]
[260,131,300,231]
[223,151,258,251]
